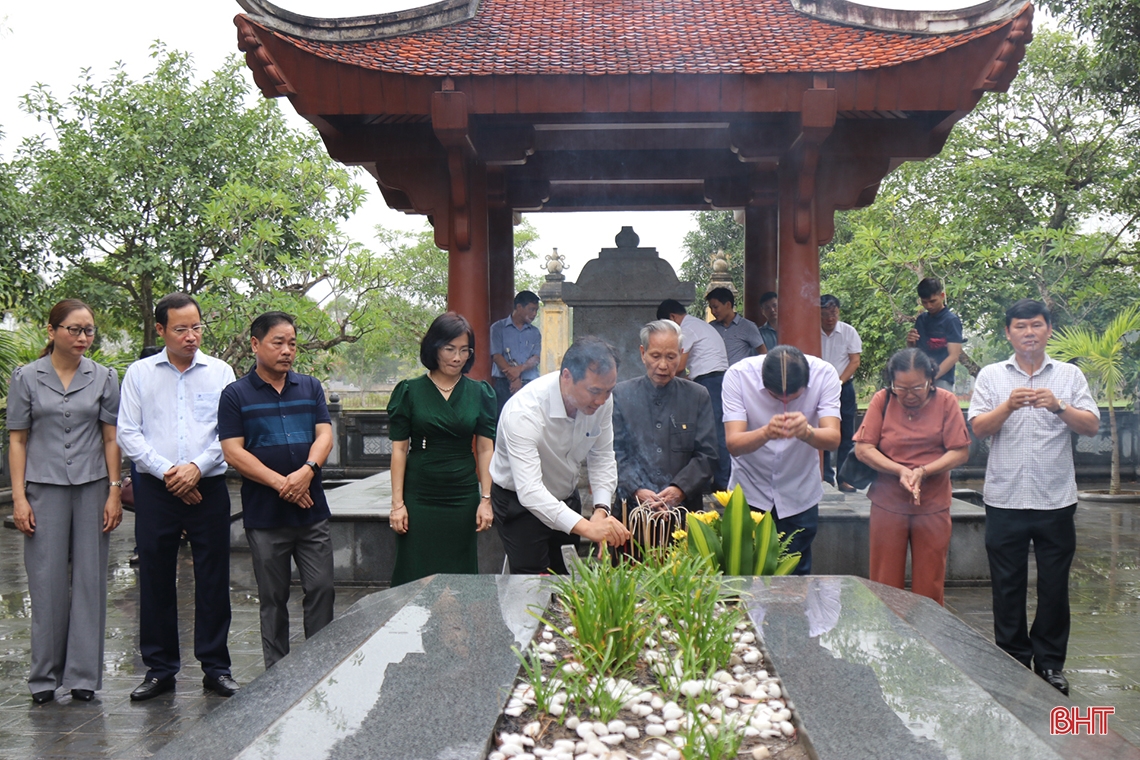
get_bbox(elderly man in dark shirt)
[612,319,718,513]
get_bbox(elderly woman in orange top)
[853,348,970,605]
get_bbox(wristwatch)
[593,505,610,518]
[109,480,123,488]
[1052,401,1067,415]
[305,460,321,474]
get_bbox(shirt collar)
[157,347,210,369]
[248,368,297,389]
[546,374,571,420]
[1002,353,1057,377]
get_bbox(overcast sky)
[0,0,972,281]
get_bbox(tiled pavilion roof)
[252,0,1023,77]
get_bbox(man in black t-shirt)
[906,277,963,390]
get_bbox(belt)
[694,370,726,381]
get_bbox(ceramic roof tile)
[255,0,1010,76]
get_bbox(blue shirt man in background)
[118,293,239,701]
[490,291,542,417]
[218,312,334,670]
[907,276,963,391]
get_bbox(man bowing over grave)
[491,337,631,573]
[612,319,718,514]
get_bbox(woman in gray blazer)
[6,299,123,704]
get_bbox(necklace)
[428,373,460,394]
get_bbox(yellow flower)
[750,510,767,524]
[688,511,720,526]
[672,529,688,541]
[712,490,732,507]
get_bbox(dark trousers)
[772,504,819,575]
[823,380,857,484]
[133,467,232,680]
[694,371,730,490]
[494,376,533,418]
[246,520,335,669]
[492,484,580,575]
[984,504,1077,671]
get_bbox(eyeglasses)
[170,324,207,337]
[58,325,96,337]
[891,382,931,396]
[440,345,472,358]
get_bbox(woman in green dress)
[388,312,497,586]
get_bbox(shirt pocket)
[670,425,697,453]
[192,392,221,423]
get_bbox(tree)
[1044,0,1140,108]
[0,145,44,309]
[17,46,365,349]
[679,211,744,316]
[1049,306,1140,494]
[820,28,1140,382]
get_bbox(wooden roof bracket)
[788,84,837,244]
[432,80,478,250]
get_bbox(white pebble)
[549,703,564,716]
[586,740,607,755]
[575,723,596,740]
[755,669,769,679]
[631,704,653,717]
[600,734,624,746]
[623,727,639,740]
[563,662,585,674]
[553,740,576,752]
[752,748,771,760]
[489,753,506,760]
[713,670,733,683]
[523,722,541,738]
[739,631,756,644]
[663,720,680,732]
[646,714,663,723]
[743,726,760,738]
[500,744,524,757]
[504,705,525,717]
[646,724,667,737]
[574,741,586,754]
[760,729,782,739]
[743,651,761,664]
[574,754,596,760]
[607,720,626,734]
[591,722,609,736]
[767,682,782,698]
[661,706,684,721]
[650,696,665,710]
[774,708,792,722]
[555,755,572,760]
[724,696,739,710]
[667,752,681,760]
[565,716,580,730]
[542,630,553,640]
[780,720,796,736]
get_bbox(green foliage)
[683,487,800,576]
[820,29,1140,383]
[1044,0,1140,108]
[1049,305,1140,493]
[15,45,366,361]
[0,145,44,310]
[679,211,744,316]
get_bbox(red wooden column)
[743,204,778,325]
[448,162,492,380]
[487,200,516,322]
[776,170,822,357]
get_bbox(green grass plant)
[672,707,745,760]
[541,555,651,678]
[511,644,559,714]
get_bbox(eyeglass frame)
[890,381,932,396]
[55,325,96,337]
[168,324,207,337]
[439,344,473,358]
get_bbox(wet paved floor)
[0,484,1137,756]
[0,500,375,758]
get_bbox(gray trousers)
[245,520,335,669]
[23,480,110,693]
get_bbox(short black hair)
[759,291,778,306]
[251,311,296,341]
[886,348,939,390]
[155,293,201,326]
[761,346,810,396]
[705,287,735,307]
[820,294,841,310]
[561,336,618,382]
[420,312,476,373]
[139,346,161,360]
[656,299,687,320]
[917,277,943,300]
[1005,298,1051,328]
[514,291,540,308]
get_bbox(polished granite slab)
[747,576,1140,760]
[153,575,550,760]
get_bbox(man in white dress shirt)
[819,294,862,490]
[118,293,240,701]
[968,299,1100,696]
[490,336,631,574]
[723,346,842,574]
[657,299,731,490]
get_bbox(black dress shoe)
[70,689,95,702]
[1036,668,1070,696]
[130,676,175,701]
[203,674,240,697]
[31,690,54,705]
